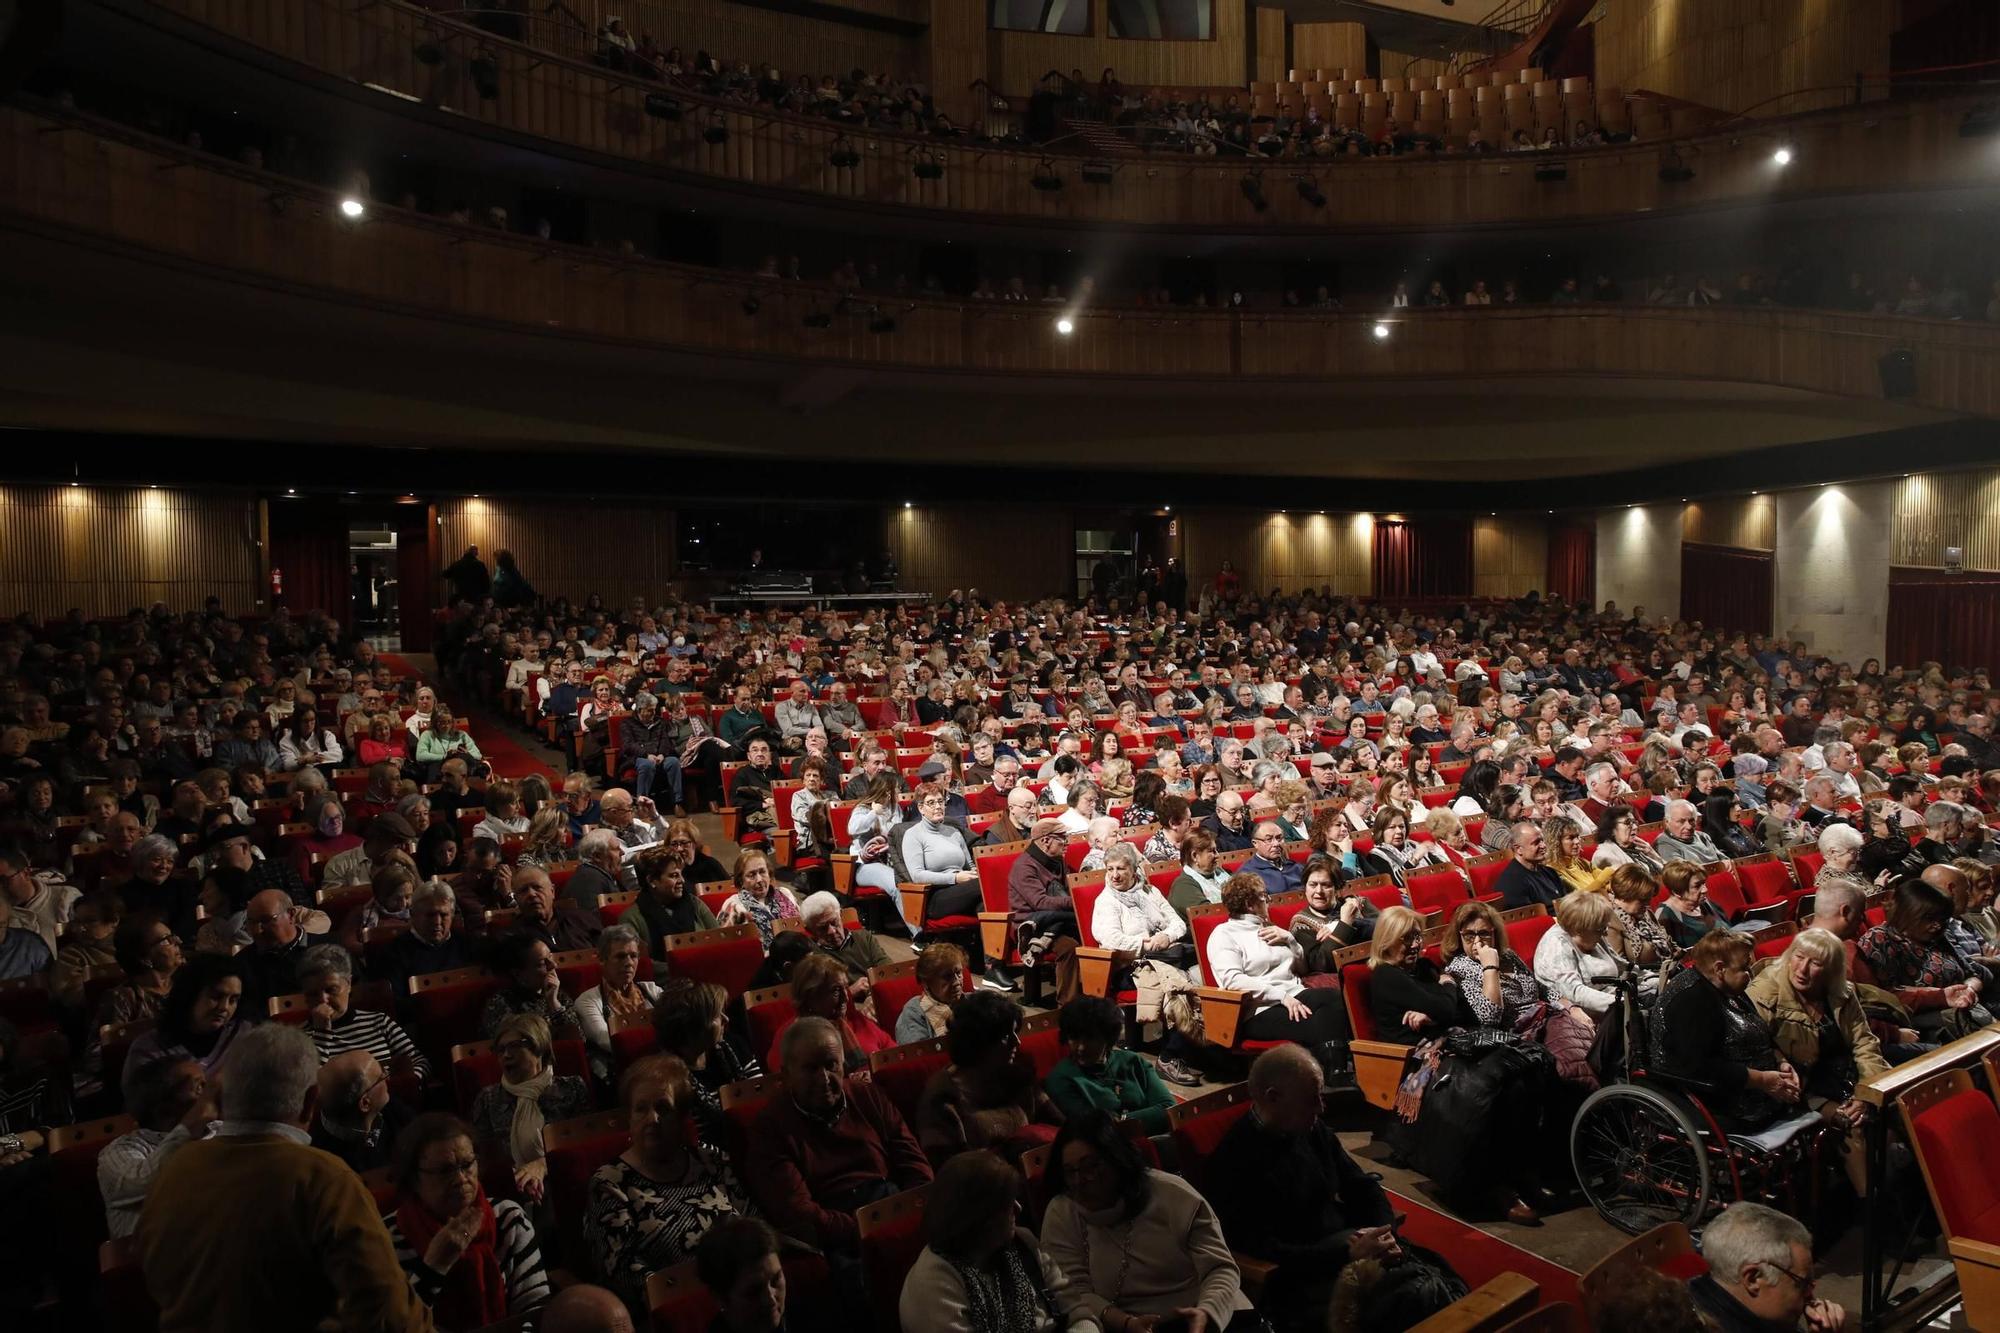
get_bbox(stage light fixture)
[1055,317,1074,335]
[1239,173,1267,212]
[1030,158,1063,191]
[1771,146,1792,166]
[1295,175,1325,207]
[1372,322,1390,340]
[469,53,500,100]
[339,197,365,219]
[827,137,859,168]
[643,93,683,121]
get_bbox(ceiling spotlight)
[1295,175,1325,207]
[1372,322,1390,340]
[1771,146,1792,166]
[1055,317,1074,336]
[1030,158,1063,192]
[338,197,365,219]
[1239,173,1268,212]
[904,502,913,509]
[826,137,859,169]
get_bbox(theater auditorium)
[1,0,1999,1329]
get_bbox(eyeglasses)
[1459,928,1496,941]
[1764,1263,1815,1293]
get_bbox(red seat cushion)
[872,1048,949,1126]
[1911,1089,2000,1242]
[667,936,763,998]
[1505,914,1556,959]
[1406,869,1470,918]
[1170,1102,1253,1196]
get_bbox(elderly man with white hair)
[1654,799,1726,865]
[1566,761,1622,832]
[796,890,891,1010]
[562,828,627,914]
[1917,800,1969,867]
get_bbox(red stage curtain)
[267,501,349,622]
[1546,524,1595,607]
[393,504,437,652]
[1887,568,2000,673]
[1373,519,1473,600]
[1679,542,1773,636]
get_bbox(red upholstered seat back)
[870,1042,950,1126]
[664,929,764,998]
[1072,879,1109,948]
[977,846,1025,916]
[1753,928,1799,960]
[452,1039,593,1116]
[1019,1016,1064,1080]
[542,1111,630,1271]
[747,996,799,1064]
[859,1190,931,1333]
[408,977,501,1073]
[1466,854,1509,899]
[1341,958,1379,1041]
[1407,869,1471,918]
[1910,1088,2000,1243]
[1790,850,1825,888]
[1171,1101,1254,1195]
[1704,865,1749,919]
[1506,913,1557,959]
[1736,855,1795,904]
[870,965,974,1026]
[1189,907,1227,986]
[609,1025,660,1075]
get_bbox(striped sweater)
[309,1007,432,1080]
[384,1198,552,1319]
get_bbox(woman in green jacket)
[1043,996,1177,1136]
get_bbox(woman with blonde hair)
[1422,807,1478,867]
[516,805,570,869]
[1543,816,1613,895]
[1747,927,1888,1195]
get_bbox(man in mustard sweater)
[138,1024,435,1333]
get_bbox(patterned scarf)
[951,1238,1048,1333]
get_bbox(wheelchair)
[1568,979,1840,1236]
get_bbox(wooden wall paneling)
[0,486,263,618]
[1378,48,1455,85]
[1181,510,1372,596]
[1472,515,1549,598]
[1892,467,2000,573]
[882,504,1070,601]
[925,0,992,127]
[1254,6,1287,84]
[1591,0,1897,118]
[1681,495,1775,551]
[992,0,1249,93]
[437,498,677,608]
[1291,22,1367,80]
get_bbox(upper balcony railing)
[5,102,2000,421]
[119,0,2000,232]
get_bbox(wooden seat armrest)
[1194,985,1253,1048]
[895,881,934,932]
[1075,946,1137,999]
[831,853,855,894]
[1233,1252,1277,1297]
[978,911,1014,963]
[770,828,794,865]
[1407,1272,1539,1332]
[1949,1235,2000,1267]
[1350,1038,1416,1112]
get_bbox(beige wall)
[1590,0,1898,117]
[883,504,1072,602]
[1774,480,1895,665]
[0,485,263,619]
[1595,502,1683,625]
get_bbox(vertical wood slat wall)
[1181,510,1374,597]
[1290,22,1368,80]
[883,505,1072,603]
[436,498,676,611]
[1472,515,1549,599]
[991,0,1251,93]
[1893,468,2000,574]
[0,486,263,618]
[1681,494,1776,551]
[1591,0,1898,118]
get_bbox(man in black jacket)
[1493,822,1567,910]
[1206,1045,1399,1333]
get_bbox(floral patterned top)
[1857,924,1975,993]
[584,1149,753,1312]
[1442,952,1547,1031]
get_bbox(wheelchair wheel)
[1571,1082,1714,1235]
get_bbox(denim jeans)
[633,754,683,804]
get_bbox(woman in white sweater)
[1040,1112,1255,1332]
[900,1150,1100,1333]
[1531,891,1627,1026]
[1087,845,1189,967]
[1204,873,1351,1074]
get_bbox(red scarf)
[396,1190,506,1329]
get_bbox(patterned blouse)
[584,1149,753,1312]
[1857,924,1974,992]
[1442,952,1546,1031]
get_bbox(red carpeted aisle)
[1389,1190,1582,1305]
[379,653,558,783]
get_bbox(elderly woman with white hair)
[574,924,663,1081]
[1748,927,1889,1195]
[297,942,430,1078]
[1813,822,1875,896]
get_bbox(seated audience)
[915,989,1062,1162]
[299,942,430,1077]
[695,1217,790,1333]
[470,1012,592,1203]
[1040,1110,1254,1332]
[137,1024,433,1333]
[586,1054,751,1316]
[1204,872,1351,1078]
[1653,931,1805,1136]
[309,1049,413,1173]
[767,950,894,1072]
[716,849,801,949]
[122,951,249,1102]
[900,1149,1098,1333]
[892,940,967,1044]
[383,1111,552,1326]
[620,844,718,957]
[1688,1202,1846,1333]
[574,924,663,1082]
[651,976,763,1141]
[479,934,583,1040]
[1042,995,1177,1135]
[100,1055,215,1239]
[1856,876,1994,1039]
